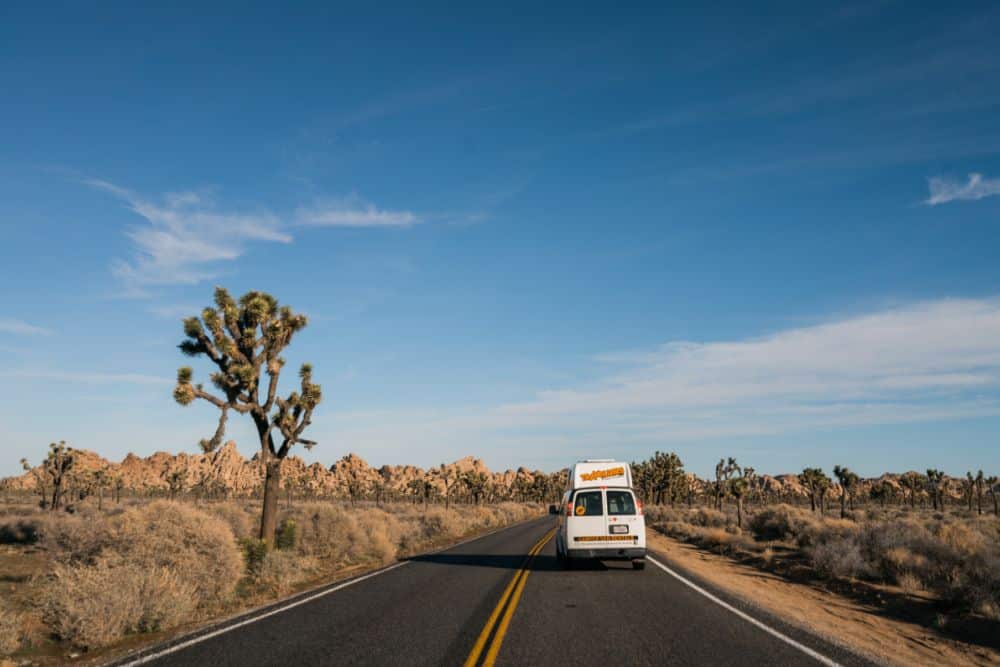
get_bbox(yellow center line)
[463,528,555,667]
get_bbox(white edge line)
[647,556,842,667]
[118,515,551,667]
[120,561,410,666]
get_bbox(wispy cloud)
[0,370,170,385]
[321,298,1000,467]
[0,319,52,336]
[87,179,292,293]
[296,197,419,228]
[925,173,1000,206]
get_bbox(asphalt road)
[115,517,871,667]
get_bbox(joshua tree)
[974,470,985,515]
[925,469,946,511]
[729,475,749,529]
[167,466,188,500]
[833,465,859,518]
[112,473,125,503]
[869,480,892,507]
[799,467,831,514]
[463,471,489,505]
[639,451,686,506]
[439,464,459,511]
[345,467,366,507]
[34,441,75,511]
[713,458,739,510]
[93,469,109,510]
[899,472,925,508]
[963,473,975,511]
[20,457,48,508]
[173,288,322,548]
[987,475,999,516]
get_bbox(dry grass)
[649,503,1000,620]
[0,608,26,656]
[0,498,541,655]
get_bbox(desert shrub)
[256,550,306,597]
[39,562,195,650]
[691,507,730,528]
[208,502,256,540]
[101,501,242,608]
[810,538,872,579]
[276,519,297,551]
[0,607,26,655]
[240,538,268,576]
[42,501,242,613]
[748,504,817,542]
[0,517,43,545]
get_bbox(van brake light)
[637,499,644,516]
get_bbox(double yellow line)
[463,527,556,667]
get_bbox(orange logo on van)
[575,505,586,516]
[580,466,625,482]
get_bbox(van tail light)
[637,499,644,516]
[566,503,573,515]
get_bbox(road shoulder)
[647,531,999,667]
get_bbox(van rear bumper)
[567,547,646,560]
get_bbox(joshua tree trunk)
[260,460,281,546]
[736,496,744,529]
[840,491,847,519]
[51,480,62,511]
[808,492,816,513]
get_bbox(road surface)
[114,517,870,666]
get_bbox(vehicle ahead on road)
[555,459,646,570]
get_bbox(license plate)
[609,524,629,534]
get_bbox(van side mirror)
[548,504,558,515]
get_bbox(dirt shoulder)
[647,531,1000,667]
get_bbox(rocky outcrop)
[3,443,558,501]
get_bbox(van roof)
[568,460,633,490]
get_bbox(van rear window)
[573,491,603,516]
[607,490,636,515]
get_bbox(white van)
[554,460,646,570]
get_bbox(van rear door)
[605,489,641,543]
[570,489,605,545]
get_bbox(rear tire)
[632,559,645,571]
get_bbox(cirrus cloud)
[926,173,1000,205]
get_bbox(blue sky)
[2,2,1000,478]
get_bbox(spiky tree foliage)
[438,464,460,511]
[714,457,740,510]
[349,473,367,507]
[462,471,489,505]
[869,479,893,507]
[925,469,946,511]
[833,465,859,518]
[899,471,925,508]
[649,451,686,506]
[173,288,322,547]
[799,467,831,514]
[741,467,758,507]
[166,466,188,500]
[33,441,75,512]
